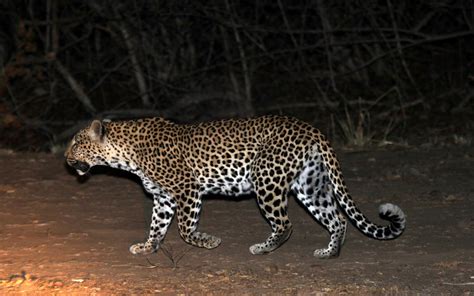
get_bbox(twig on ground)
[159,244,193,269]
[442,282,474,286]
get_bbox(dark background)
[0,0,473,150]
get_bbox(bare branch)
[54,59,96,114]
[224,0,254,116]
[115,21,151,107]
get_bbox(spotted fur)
[65,116,406,258]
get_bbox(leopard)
[65,115,406,258]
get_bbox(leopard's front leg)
[130,193,176,255]
[176,189,221,249]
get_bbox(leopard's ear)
[89,120,106,142]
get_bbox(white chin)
[76,170,86,176]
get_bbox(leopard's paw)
[201,234,221,249]
[313,247,339,259]
[129,241,158,255]
[249,243,270,255]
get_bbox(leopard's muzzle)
[67,159,90,176]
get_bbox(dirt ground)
[0,146,473,295]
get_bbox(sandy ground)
[0,147,473,295]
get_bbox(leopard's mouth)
[67,159,90,176]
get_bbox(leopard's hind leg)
[248,191,293,255]
[293,155,347,258]
[248,154,293,255]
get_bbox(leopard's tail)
[320,142,406,240]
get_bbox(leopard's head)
[65,120,110,176]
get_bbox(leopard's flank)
[65,116,406,258]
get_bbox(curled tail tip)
[379,203,406,235]
[379,203,405,219]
